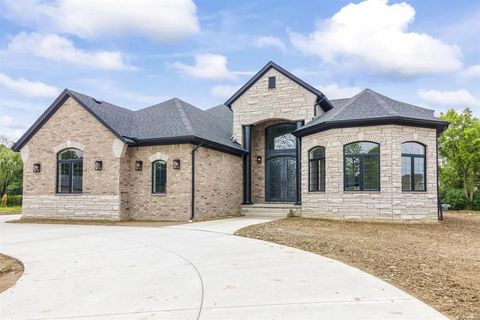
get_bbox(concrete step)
[241,203,301,218]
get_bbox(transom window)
[344,141,380,191]
[402,142,426,191]
[57,148,83,193]
[309,146,325,192]
[266,123,297,151]
[152,160,167,193]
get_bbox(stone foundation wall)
[22,195,121,220]
[301,125,439,222]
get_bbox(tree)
[439,109,480,208]
[0,142,23,196]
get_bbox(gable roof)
[294,89,449,137]
[224,61,333,112]
[12,89,245,155]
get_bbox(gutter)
[190,142,203,221]
[436,135,443,221]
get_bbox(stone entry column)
[242,124,252,204]
[295,120,304,205]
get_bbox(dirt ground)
[235,211,480,320]
[0,254,24,293]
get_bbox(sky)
[0,0,479,141]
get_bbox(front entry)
[265,123,297,202]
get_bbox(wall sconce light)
[95,160,103,171]
[173,159,181,169]
[135,160,143,171]
[33,163,41,172]
[256,156,262,164]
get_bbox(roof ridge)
[173,98,194,135]
[365,89,399,116]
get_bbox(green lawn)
[0,206,21,214]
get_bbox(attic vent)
[93,98,102,104]
[268,76,276,89]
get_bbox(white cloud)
[255,36,287,52]
[173,54,236,80]
[2,0,199,41]
[0,72,59,97]
[417,89,480,107]
[316,83,361,99]
[7,32,132,70]
[288,0,463,76]
[463,65,480,78]
[0,115,14,127]
[210,85,241,99]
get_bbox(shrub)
[441,188,469,210]
[3,195,22,207]
[473,192,480,211]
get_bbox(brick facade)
[301,125,439,221]
[20,98,242,221]
[21,97,124,220]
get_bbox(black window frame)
[343,141,380,191]
[268,76,276,89]
[308,146,326,192]
[151,160,167,194]
[401,141,426,192]
[56,148,83,194]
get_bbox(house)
[12,61,449,222]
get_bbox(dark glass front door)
[266,156,296,202]
[265,123,297,202]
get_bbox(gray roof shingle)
[299,89,448,134]
[66,90,244,153]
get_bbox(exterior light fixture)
[256,156,262,164]
[33,163,41,172]
[173,159,181,169]
[95,160,103,171]
[135,160,143,171]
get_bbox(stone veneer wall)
[125,144,192,220]
[21,97,125,220]
[194,147,242,219]
[301,125,439,221]
[231,68,319,142]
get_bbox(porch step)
[241,203,301,218]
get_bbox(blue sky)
[0,0,479,140]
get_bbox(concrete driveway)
[0,215,446,320]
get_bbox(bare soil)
[0,254,24,293]
[235,211,480,320]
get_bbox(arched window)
[344,141,380,191]
[402,142,426,191]
[265,123,297,151]
[152,160,167,193]
[309,146,325,192]
[57,148,83,193]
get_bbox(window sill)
[55,193,83,196]
[308,190,325,193]
[343,190,381,193]
[402,191,427,193]
[152,193,167,196]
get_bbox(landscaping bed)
[0,254,24,293]
[235,211,480,320]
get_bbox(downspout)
[436,135,443,221]
[190,142,202,222]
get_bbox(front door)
[265,123,297,202]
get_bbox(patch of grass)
[0,206,21,215]
[235,211,480,320]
